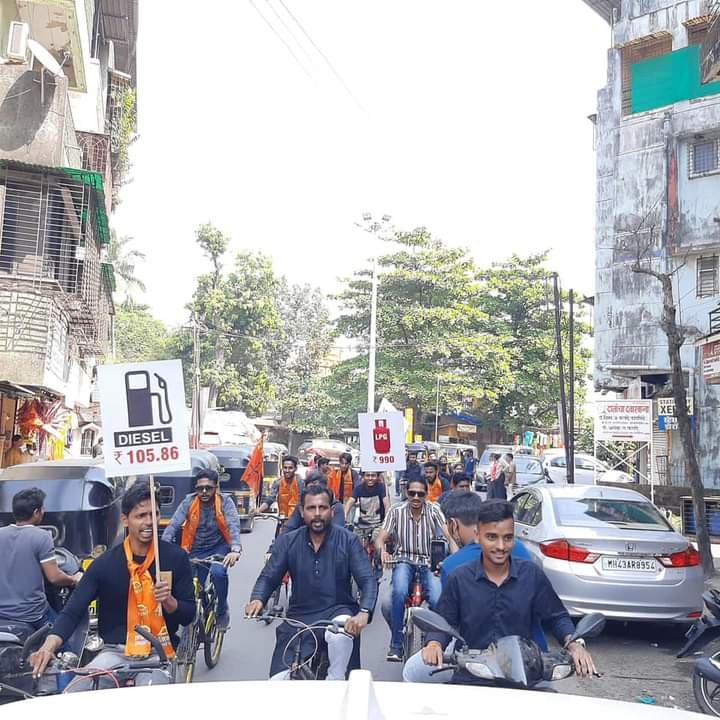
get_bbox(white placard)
[98,359,191,477]
[358,412,407,472]
[595,400,652,442]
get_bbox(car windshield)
[515,457,543,474]
[553,497,671,531]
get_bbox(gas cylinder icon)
[373,419,391,454]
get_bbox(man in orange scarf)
[257,455,303,518]
[162,469,242,628]
[424,461,449,504]
[29,482,195,684]
[328,452,360,503]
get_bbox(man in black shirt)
[344,470,390,532]
[408,500,597,684]
[30,482,195,683]
[246,485,377,680]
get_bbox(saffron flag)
[243,437,264,499]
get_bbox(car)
[544,452,610,485]
[475,444,533,490]
[297,438,354,466]
[513,455,548,487]
[510,484,703,623]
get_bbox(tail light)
[540,539,599,564]
[657,547,700,568]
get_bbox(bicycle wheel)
[202,591,225,669]
[693,671,720,716]
[174,621,200,683]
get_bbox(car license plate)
[602,557,656,572]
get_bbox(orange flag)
[243,437,264,499]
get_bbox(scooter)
[411,607,605,688]
[677,588,720,716]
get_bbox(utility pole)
[368,257,378,413]
[552,274,573,483]
[191,316,201,449]
[434,376,441,442]
[568,289,575,483]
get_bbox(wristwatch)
[568,638,586,648]
[359,608,371,615]
[231,545,242,553]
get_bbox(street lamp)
[355,214,394,413]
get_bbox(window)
[80,428,95,456]
[550,456,567,468]
[620,34,673,116]
[516,492,542,526]
[512,493,530,519]
[690,139,719,176]
[553,498,671,531]
[157,486,175,506]
[697,256,719,298]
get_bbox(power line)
[264,0,314,64]
[277,0,364,111]
[248,0,312,79]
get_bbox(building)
[0,0,137,463]
[585,0,720,486]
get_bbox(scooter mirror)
[411,608,465,645]
[570,612,606,641]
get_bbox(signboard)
[98,359,191,477]
[704,340,720,385]
[595,400,652,442]
[658,415,696,432]
[456,423,477,435]
[358,412,407,472]
[657,397,694,417]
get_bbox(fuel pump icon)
[125,371,173,427]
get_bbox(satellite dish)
[27,38,64,77]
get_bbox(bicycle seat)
[0,623,34,644]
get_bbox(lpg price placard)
[358,412,407,472]
[98,359,191,477]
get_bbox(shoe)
[217,612,230,630]
[386,646,403,663]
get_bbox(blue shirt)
[250,524,378,623]
[283,500,345,533]
[402,463,423,482]
[463,457,477,477]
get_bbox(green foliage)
[106,231,146,305]
[111,86,137,207]
[114,304,171,363]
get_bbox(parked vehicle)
[511,485,703,623]
[209,444,256,532]
[297,438,355,466]
[678,588,720,716]
[438,443,475,465]
[513,456,548,487]
[544,453,609,485]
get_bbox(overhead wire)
[264,0,315,64]
[248,0,313,79]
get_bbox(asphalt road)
[192,516,702,713]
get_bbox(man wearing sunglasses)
[162,469,243,628]
[375,478,455,662]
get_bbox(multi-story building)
[585,0,720,486]
[0,0,137,462]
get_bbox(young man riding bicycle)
[344,470,390,543]
[257,455,304,519]
[162,469,243,629]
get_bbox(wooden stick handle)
[149,475,161,582]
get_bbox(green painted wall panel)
[631,45,720,114]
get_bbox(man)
[344,470,390,536]
[438,472,471,509]
[317,456,332,482]
[451,462,466,484]
[0,489,82,632]
[438,457,452,485]
[246,485,377,680]
[504,452,517,490]
[30,482,195,682]
[329,452,360,503]
[257,455,304,518]
[375,478,455,662]
[4,434,27,467]
[281,472,345,531]
[424,461,449,504]
[398,451,422,498]
[411,500,597,684]
[463,448,477,479]
[162,469,242,627]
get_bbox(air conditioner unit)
[7,22,29,63]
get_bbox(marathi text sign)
[704,340,720,385]
[595,400,652,442]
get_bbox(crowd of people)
[0,449,597,689]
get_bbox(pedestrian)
[504,453,517,492]
[463,449,476,479]
[487,454,508,500]
[4,434,28,467]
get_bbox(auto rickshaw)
[208,445,256,532]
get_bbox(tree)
[629,213,713,576]
[106,231,146,305]
[334,227,512,425]
[114,303,171,363]
[476,253,592,433]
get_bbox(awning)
[0,381,60,399]
[448,412,483,427]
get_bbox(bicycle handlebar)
[255,513,287,523]
[247,615,348,634]
[190,555,226,565]
[133,625,168,662]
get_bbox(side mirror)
[571,612,606,641]
[411,608,466,645]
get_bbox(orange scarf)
[123,537,175,659]
[181,493,231,552]
[278,476,300,517]
[328,468,354,502]
[427,478,443,503]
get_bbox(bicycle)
[256,513,291,623]
[173,556,227,683]
[249,615,352,680]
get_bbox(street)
[192,518,701,713]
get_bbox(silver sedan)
[510,485,703,623]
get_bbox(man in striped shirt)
[375,478,454,662]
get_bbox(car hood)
[7,671,697,719]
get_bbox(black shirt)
[283,500,345,533]
[251,524,377,623]
[351,482,387,527]
[52,541,195,648]
[427,557,576,683]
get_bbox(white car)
[544,452,609,485]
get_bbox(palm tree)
[106,230,146,306]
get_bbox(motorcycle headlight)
[85,635,104,653]
[466,662,495,680]
[550,663,574,681]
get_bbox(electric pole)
[552,274,573,483]
[568,289,575,483]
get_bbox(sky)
[113,1,611,328]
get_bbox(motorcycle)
[410,607,605,688]
[677,588,720,716]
